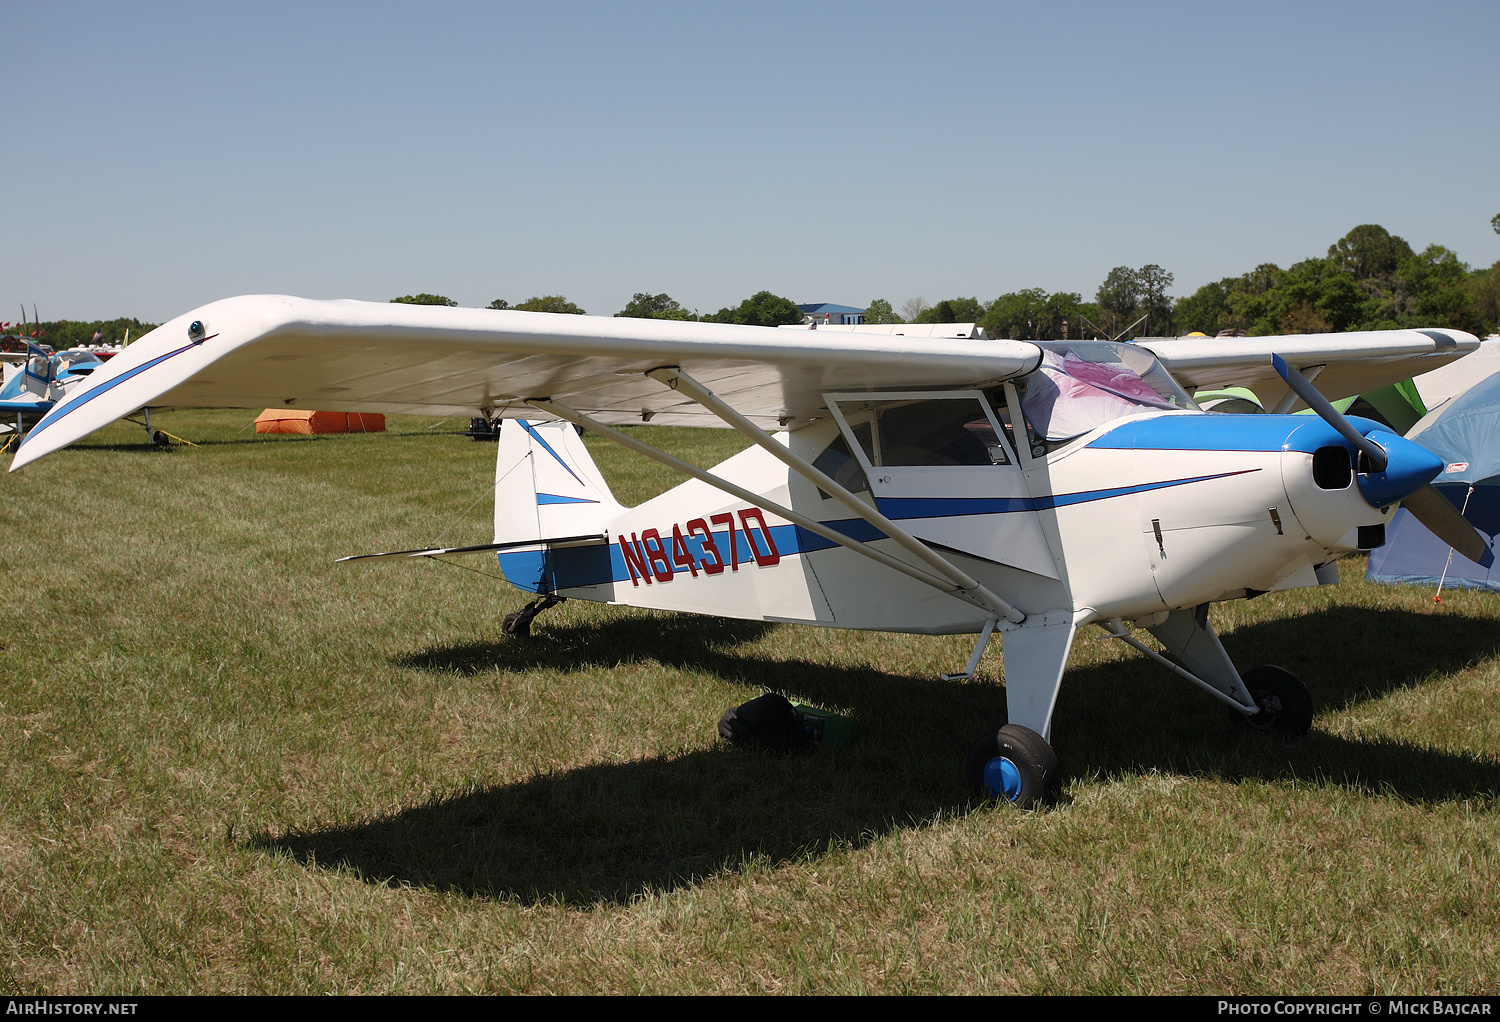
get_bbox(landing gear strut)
[966,723,1061,808]
[501,595,563,638]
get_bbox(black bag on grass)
[717,692,812,753]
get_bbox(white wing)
[10,295,1044,470]
[1137,329,1479,409]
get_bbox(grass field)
[2,409,1499,994]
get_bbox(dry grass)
[1,409,1497,993]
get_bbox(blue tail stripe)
[519,420,585,486]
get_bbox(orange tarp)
[254,410,386,435]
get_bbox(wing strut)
[1269,364,1324,414]
[525,398,1021,621]
[643,367,1026,624]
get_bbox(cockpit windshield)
[56,351,103,375]
[1018,342,1196,442]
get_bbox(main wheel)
[501,610,533,638]
[1233,665,1313,737]
[966,723,1060,808]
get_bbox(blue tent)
[1367,372,1500,590]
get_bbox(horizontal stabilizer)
[337,534,607,564]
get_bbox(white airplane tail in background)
[493,419,624,546]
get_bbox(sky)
[5,0,1499,324]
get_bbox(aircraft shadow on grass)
[257,605,1500,905]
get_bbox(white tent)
[1411,336,1500,423]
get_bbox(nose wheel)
[966,723,1060,808]
[1233,665,1313,737]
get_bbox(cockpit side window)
[833,397,1014,468]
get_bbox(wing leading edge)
[10,295,1045,471]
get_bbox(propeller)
[1400,483,1493,569]
[1273,354,1493,569]
[1273,354,1387,470]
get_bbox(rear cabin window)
[811,433,873,501]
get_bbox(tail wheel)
[1234,665,1313,737]
[966,723,1060,808]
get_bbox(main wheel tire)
[501,610,532,638]
[966,723,1060,808]
[1233,665,1313,737]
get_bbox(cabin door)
[826,391,1059,579]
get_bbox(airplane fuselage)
[497,407,1417,636]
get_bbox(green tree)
[981,289,1082,340]
[1393,245,1481,333]
[390,294,457,306]
[1277,259,1364,333]
[705,291,803,327]
[1222,263,1288,335]
[615,293,694,320]
[1136,264,1175,335]
[864,299,903,324]
[512,295,586,315]
[1491,213,1499,235]
[486,299,511,310]
[1468,261,1500,335]
[914,297,985,324]
[1327,224,1413,281]
[1173,279,1235,335]
[1095,266,1141,335]
[26,317,158,347]
[1095,266,1177,338]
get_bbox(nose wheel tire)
[1233,665,1313,737]
[966,723,1060,808]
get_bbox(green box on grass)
[792,704,851,747]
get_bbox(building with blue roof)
[797,303,866,326]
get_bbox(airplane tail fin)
[494,419,624,544]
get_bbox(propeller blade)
[1272,354,1387,471]
[1402,484,1494,568]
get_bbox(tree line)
[18,219,1496,354]
[0,316,158,351]
[867,224,1498,341]
[412,224,1500,341]
[394,290,808,327]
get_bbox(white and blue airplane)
[9,296,1490,806]
[1,342,109,437]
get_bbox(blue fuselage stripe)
[1087,413,1381,454]
[498,469,1258,592]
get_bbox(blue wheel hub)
[983,756,1023,800]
